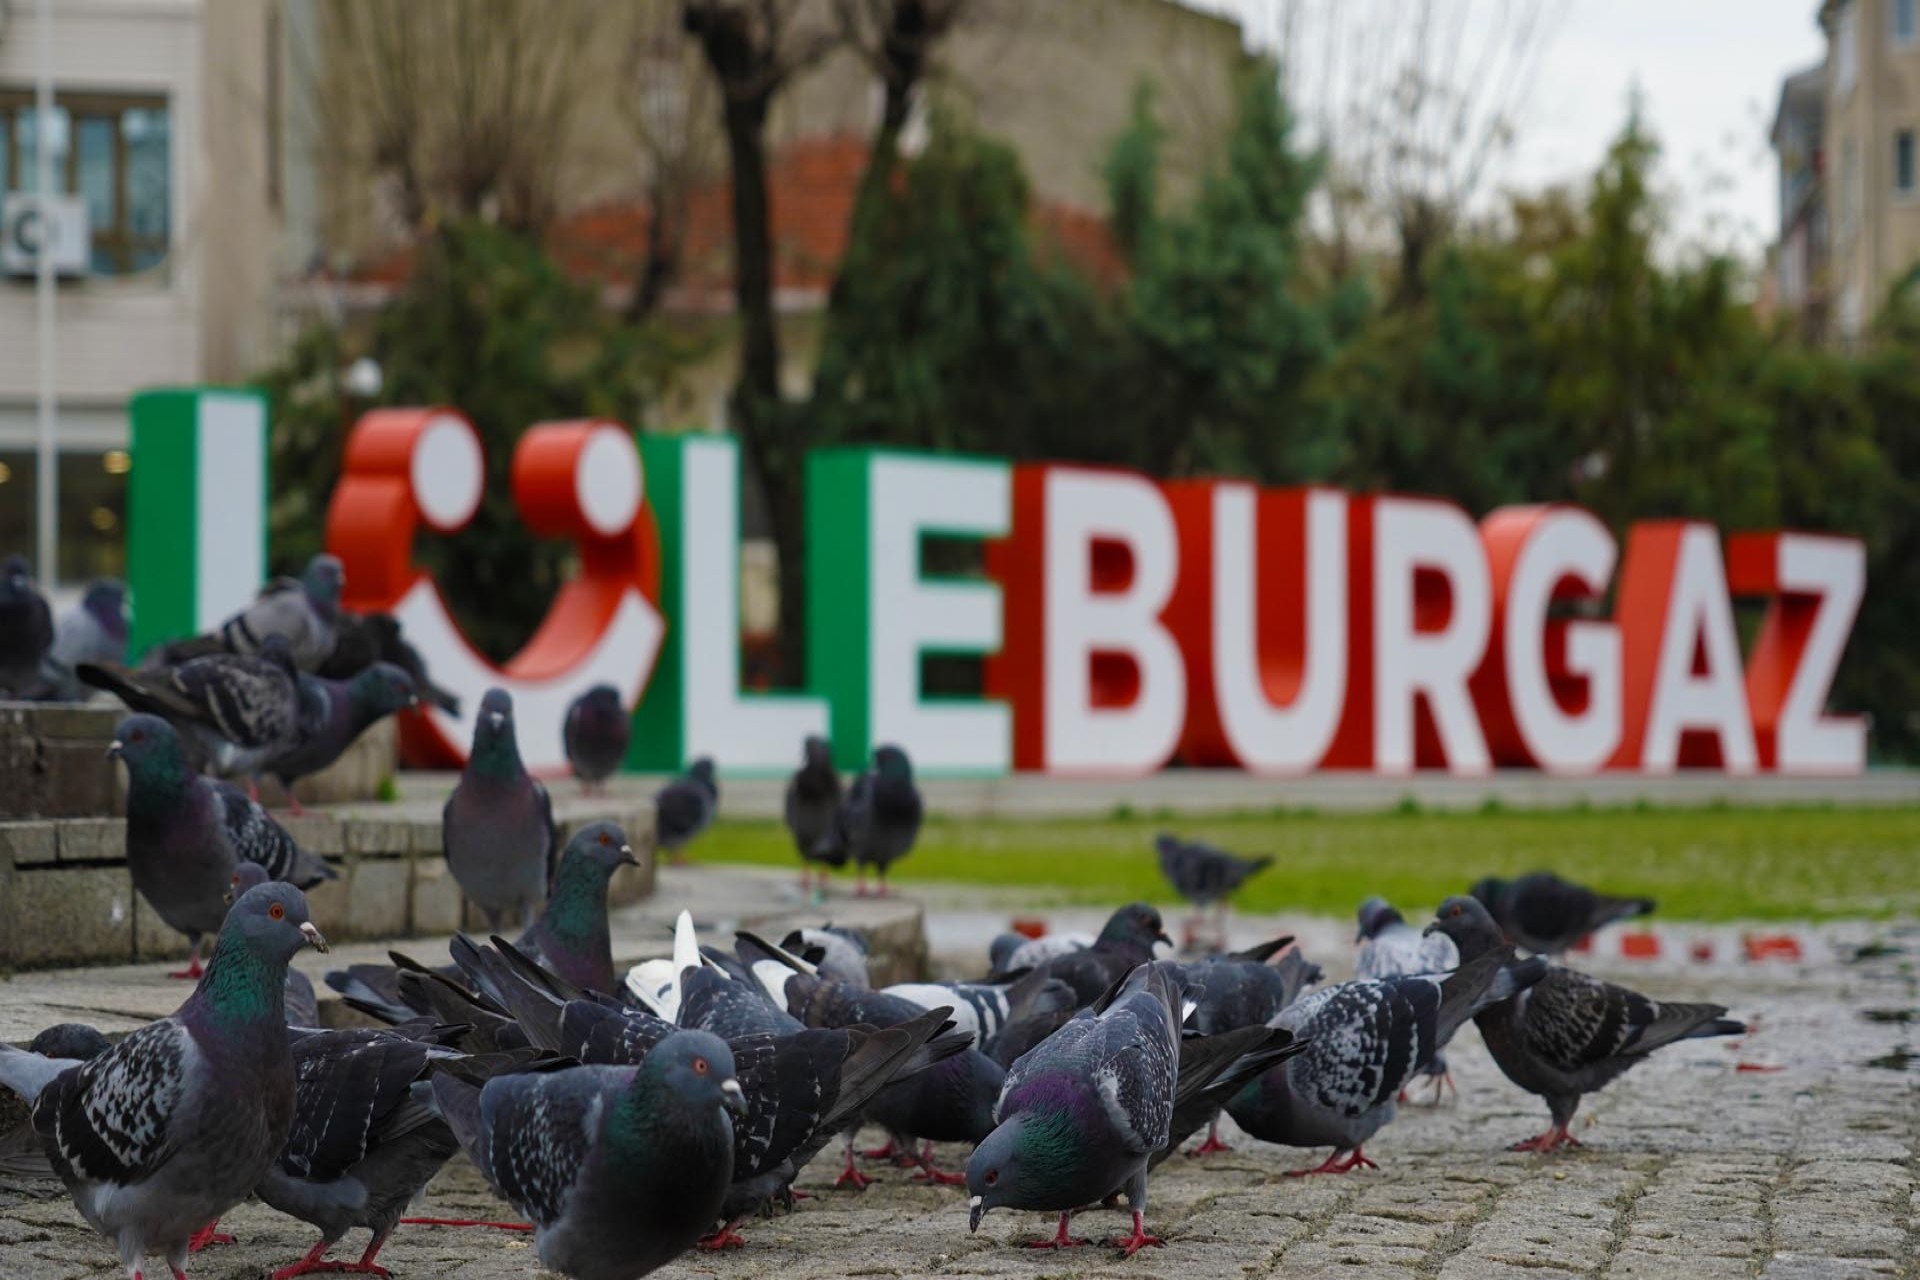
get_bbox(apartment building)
[1774,0,1920,341]
[0,0,281,585]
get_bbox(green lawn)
[697,804,1920,922]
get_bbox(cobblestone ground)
[3,913,1916,1280]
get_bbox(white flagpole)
[34,0,58,585]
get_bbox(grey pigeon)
[990,930,1092,975]
[218,554,344,671]
[1355,897,1461,1102]
[114,714,336,979]
[1225,946,1546,1174]
[317,611,460,715]
[432,1031,746,1280]
[564,685,630,795]
[964,961,1186,1256]
[227,863,320,1025]
[0,883,326,1280]
[257,1022,485,1278]
[266,662,419,813]
[779,926,870,987]
[517,822,639,994]
[30,1024,113,1062]
[778,967,1005,1188]
[654,758,718,863]
[1469,872,1656,955]
[1428,895,1746,1152]
[880,968,1074,1052]
[1175,936,1323,1155]
[444,688,555,933]
[82,637,305,792]
[40,578,128,701]
[0,552,55,697]
[784,736,843,894]
[829,744,922,897]
[1030,903,1172,1007]
[1155,832,1272,943]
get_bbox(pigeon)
[218,554,344,671]
[780,926,870,988]
[1176,937,1323,1155]
[564,686,630,795]
[266,662,419,812]
[0,552,54,698]
[1029,904,1172,1007]
[964,961,1189,1256]
[316,611,460,716]
[880,969,1074,1052]
[783,736,843,894]
[1155,833,1273,942]
[830,744,923,897]
[444,688,556,933]
[39,578,128,701]
[779,967,1005,1188]
[514,822,639,995]
[0,1026,114,1181]
[432,1031,746,1280]
[259,1022,489,1279]
[653,758,718,863]
[990,931,1092,975]
[0,882,326,1280]
[1353,898,1462,1103]
[29,1024,114,1061]
[1469,872,1656,955]
[114,714,337,979]
[226,864,321,1025]
[82,637,305,792]
[1225,945,1546,1174]
[1428,895,1746,1152]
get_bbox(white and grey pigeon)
[654,757,719,863]
[444,688,556,933]
[217,554,345,671]
[432,1031,747,1280]
[989,930,1093,975]
[0,882,327,1280]
[963,961,1187,1256]
[780,926,870,988]
[40,578,128,702]
[1355,896,1462,1103]
[1224,946,1546,1174]
[113,714,337,980]
[0,552,54,698]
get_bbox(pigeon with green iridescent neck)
[114,714,336,980]
[516,822,638,994]
[227,863,320,1025]
[0,883,326,1280]
[432,1031,746,1280]
[445,688,555,933]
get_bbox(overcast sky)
[1202,1,1828,260]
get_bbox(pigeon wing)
[34,1019,192,1186]
[477,1066,626,1228]
[174,655,296,747]
[281,1030,431,1180]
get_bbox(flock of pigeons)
[0,821,1742,1280]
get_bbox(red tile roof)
[339,133,1124,306]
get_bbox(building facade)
[1775,0,1920,342]
[0,0,282,586]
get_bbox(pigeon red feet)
[1186,1120,1233,1157]
[835,1147,873,1191]
[697,1222,748,1250]
[287,793,308,817]
[909,1141,966,1185]
[169,953,205,981]
[1425,1071,1458,1106]
[271,1234,395,1279]
[1286,1147,1377,1176]
[248,779,262,803]
[1109,1211,1164,1258]
[1509,1124,1580,1153]
[397,1217,533,1231]
[861,1139,900,1160]
[1023,1213,1091,1249]
[188,1221,233,1252]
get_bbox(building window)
[1898,0,1919,44]
[1899,130,1917,195]
[1837,3,1860,96]
[0,449,128,584]
[0,93,171,276]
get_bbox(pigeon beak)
[1354,926,1367,944]
[618,845,639,868]
[968,1196,984,1233]
[1422,921,1441,937]
[1155,931,1174,949]
[719,1077,747,1117]
[487,712,506,729]
[299,922,330,953]
[106,740,124,760]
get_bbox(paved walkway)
[2,879,1915,1278]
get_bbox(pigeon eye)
[598,833,610,845]
[1449,906,1461,918]
[692,1057,709,1075]
[268,902,285,920]
[984,1170,999,1186]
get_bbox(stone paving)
[2,882,1916,1279]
